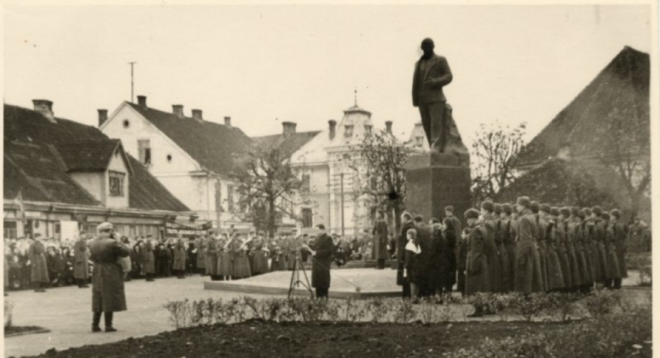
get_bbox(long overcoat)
[172,241,187,271]
[535,215,549,292]
[142,240,156,274]
[604,225,622,280]
[564,220,582,288]
[543,219,565,290]
[514,212,544,294]
[465,224,490,296]
[28,240,49,283]
[372,220,389,261]
[495,220,511,293]
[206,238,220,276]
[428,225,449,290]
[482,216,501,292]
[195,237,206,270]
[555,222,572,288]
[613,222,628,278]
[397,221,416,286]
[73,239,89,280]
[89,237,130,312]
[311,233,334,289]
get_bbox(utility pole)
[340,172,345,236]
[128,61,136,103]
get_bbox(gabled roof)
[125,102,253,176]
[252,131,321,159]
[515,46,650,167]
[4,104,190,212]
[57,139,133,175]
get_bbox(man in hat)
[372,210,389,270]
[610,209,627,289]
[530,201,548,292]
[540,205,564,291]
[142,234,156,282]
[500,203,516,292]
[28,233,49,292]
[591,206,610,286]
[304,224,333,299]
[89,222,130,332]
[74,231,90,288]
[480,201,500,294]
[556,207,573,291]
[413,214,433,297]
[514,197,544,294]
[397,212,415,298]
[463,208,489,316]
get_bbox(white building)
[407,122,430,152]
[100,96,253,230]
[289,102,394,236]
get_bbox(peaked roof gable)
[515,46,650,167]
[57,139,133,175]
[252,131,321,159]
[125,102,253,176]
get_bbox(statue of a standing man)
[412,38,469,157]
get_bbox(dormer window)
[364,125,372,135]
[138,139,151,166]
[415,136,424,147]
[344,125,354,137]
[109,171,126,197]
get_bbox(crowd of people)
[397,198,651,316]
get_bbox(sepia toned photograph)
[1,1,657,357]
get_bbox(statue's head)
[421,38,435,57]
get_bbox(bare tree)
[352,130,411,234]
[229,145,308,237]
[594,105,650,218]
[470,121,526,204]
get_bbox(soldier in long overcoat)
[442,216,458,293]
[73,232,90,288]
[514,197,544,294]
[541,206,565,291]
[592,207,611,286]
[602,212,622,288]
[89,222,130,332]
[464,209,489,316]
[501,204,516,293]
[372,210,389,269]
[494,205,511,294]
[610,209,628,289]
[206,233,220,280]
[428,218,449,295]
[142,236,156,281]
[194,236,206,275]
[28,234,49,292]
[172,238,187,279]
[305,224,334,299]
[480,201,500,293]
[397,212,416,299]
[575,211,593,291]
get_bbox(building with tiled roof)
[101,96,253,229]
[507,46,650,219]
[3,102,191,240]
[289,98,396,235]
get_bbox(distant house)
[289,102,395,236]
[3,101,191,240]
[100,96,253,230]
[406,122,430,152]
[505,46,650,219]
[252,121,320,232]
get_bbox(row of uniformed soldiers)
[461,196,628,314]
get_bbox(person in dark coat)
[142,236,156,282]
[464,208,489,317]
[457,227,469,297]
[28,234,49,292]
[602,212,622,289]
[172,238,187,279]
[304,224,334,299]
[481,201,501,293]
[610,209,627,289]
[404,228,423,301]
[74,232,90,288]
[413,215,433,298]
[195,236,206,275]
[444,206,463,240]
[130,241,143,279]
[397,212,415,299]
[186,241,197,275]
[46,246,65,287]
[531,202,548,292]
[442,216,458,294]
[372,210,389,269]
[428,218,450,296]
[541,205,565,291]
[514,197,544,295]
[500,204,516,293]
[89,222,130,332]
[494,204,511,294]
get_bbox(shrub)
[510,292,548,322]
[392,299,417,324]
[419,297,439,324]
[163,299,190,329]
[544,292,583,322]
[582,288,622,319]
[365,297,390,323]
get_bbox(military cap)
[610,209,622,219]
[494,204,502,215]
[550,207,560,216]
[464,209,480,220]
[97,222,113,232]
[601,212,610,221]
[481,200,495,213]
[577,210,586,220]
[444,205,454,213]
[502,203,513,214]
[584,208,592,216]
[560,207,571,217]
[540,204,551,213]
[571,207,580,217]
[592,206,603,216]
[531,201,540,213]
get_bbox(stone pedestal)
[404,152,471,224]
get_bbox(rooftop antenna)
[354,86,358,106]
[128,61,137,103]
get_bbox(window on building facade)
[138,139,151,166]
[109,171,126,197]
[302,208,313,228]
[3,221,17,239]
[301,174,310,193]
[344,125,354,137]
[228,185,235,212]
[415,136,424,147]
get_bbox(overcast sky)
[3,3,652,146]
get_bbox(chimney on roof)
[224,116,232,127]
[98,109,108,127]
[32,99,56,123]
[172,105,184,118]
[385,121,393,134]
[137,95,147,107]
[329,120,337,139]
[282,121,297,137]
[192,109,203,121]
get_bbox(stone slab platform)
[204,268,401,299]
